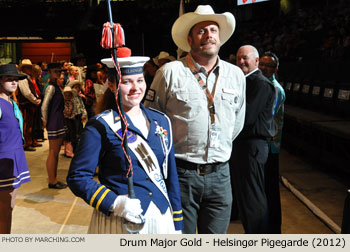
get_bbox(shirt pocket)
[173,91,202,119]
[219,92,241,120]
[221,92,241,108]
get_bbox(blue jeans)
[177,162,232,234]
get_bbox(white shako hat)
[101,48,149,76]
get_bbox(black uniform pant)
[231,138,269,234]
[264,152,282,233]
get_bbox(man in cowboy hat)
[72,53,87,84]
[17,59,42,151]
[153,51,176,68]
[145,5,246,234]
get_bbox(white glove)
[112,196,143,223]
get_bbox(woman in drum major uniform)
[67,49,184,234]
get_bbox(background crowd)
[227,1,350,63]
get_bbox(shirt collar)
[269,74,276,82]
[188,53,220,76]
[245,68,259,77]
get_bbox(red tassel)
[100,22,125,49]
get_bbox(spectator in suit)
[232,45,276,233]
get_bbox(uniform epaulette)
[96,109,113,120]
[148,107,171,126]
[96,109,122,125]
[147,107,172,148]
[148,107,166,116]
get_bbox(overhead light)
[0,37,43,40]
[55,37,74,40]
[0,36,74,40]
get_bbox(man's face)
[48,68,61,81]
[259,56,277,78]
[236,46,259,75]
[77,58,86,67]
[63,62,70,70]
[21,65,32,75]
[188,21,221,59]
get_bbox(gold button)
[148,192,152,197]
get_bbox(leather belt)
[175,158,227,175]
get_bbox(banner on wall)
[237,0,270,5]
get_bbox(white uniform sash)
[99,111,171,209]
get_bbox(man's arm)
[244,76,272,127]
[144,69,168,112]
[18,79,39,104]
[232,73,246,140]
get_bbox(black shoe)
[24,146,36,151]
[32,143,43,147]
[48,181,68,189]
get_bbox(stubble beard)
[192,44,220,60]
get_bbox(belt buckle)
[196,164,206,175]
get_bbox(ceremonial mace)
[105,0,145,233]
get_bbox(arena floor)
[11,134,348,234]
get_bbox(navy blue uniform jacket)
[67,104,184,230]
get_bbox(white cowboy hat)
[20,59,33,66]
[19,59,33,70]
[171,5,236,52]
[153,51,176,66]
[63,86,73,94]
[67,80,83,89]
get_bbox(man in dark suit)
[231,45,276,233]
